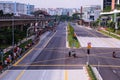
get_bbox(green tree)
[72,13,79,20]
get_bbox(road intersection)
[1,22,120,80]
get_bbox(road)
[0,22,89,80]
[1,22,120,80]
[72,23,120,80]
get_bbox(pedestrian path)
[0,67,89,80]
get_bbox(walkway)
[0,67,89,80]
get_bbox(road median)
[67,23,80,48]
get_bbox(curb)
[91,67,103,80]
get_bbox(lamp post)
[114,11,118,32]
[12,16,15,58]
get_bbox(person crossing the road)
[112,51,116,58]
[68,50,77,58]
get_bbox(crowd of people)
[0,41,34,72]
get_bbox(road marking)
[92,65,120,68]
[13,64,120,69]
[65,70,68,80]
[13,64,85,67]
[32,57,72,64]
[95,56,120,61]
[113,70,117,74]
[13,31,56,66]
[41,70,46,80]
[16,70,25,80]
[33,47,67,50]
[13,48,34,66]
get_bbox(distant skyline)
[2,0,103,9]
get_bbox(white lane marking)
[113,70,117,74]
[40,70,47,80]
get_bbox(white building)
[82,5,101,22]
[0,1,34,15]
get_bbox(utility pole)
[12,16,14,58]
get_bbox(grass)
[67,23,80,48]
[86,65,97,80]
[100,30,120,40]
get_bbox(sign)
[87,42,91,49]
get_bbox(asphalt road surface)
[72,23,120,80]
[1,22,120,80]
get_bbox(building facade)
[0,1,34,15]
[103,0,120,9]
[82,5,101,22]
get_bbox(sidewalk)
[3,35,35,53]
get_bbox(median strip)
[67,23,80,48]
[86,65,97,80]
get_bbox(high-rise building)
[0,1,34,15]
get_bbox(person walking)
[113,51,116,58]
[69,51,71,57]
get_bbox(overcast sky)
[3,0,103,8]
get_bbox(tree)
[72,13,80,20]
[32,10,50,17]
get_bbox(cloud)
[2,0,103,8]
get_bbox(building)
[27,4,34,15]
[0,1,34,15]
[103,0,120,9]
[104,0,112,8]
[82,5,101,22]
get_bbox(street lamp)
[12,16,15,58]
[113,9,118,32]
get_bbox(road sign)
[87,42,91,49]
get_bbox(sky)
[2,0,103,8]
